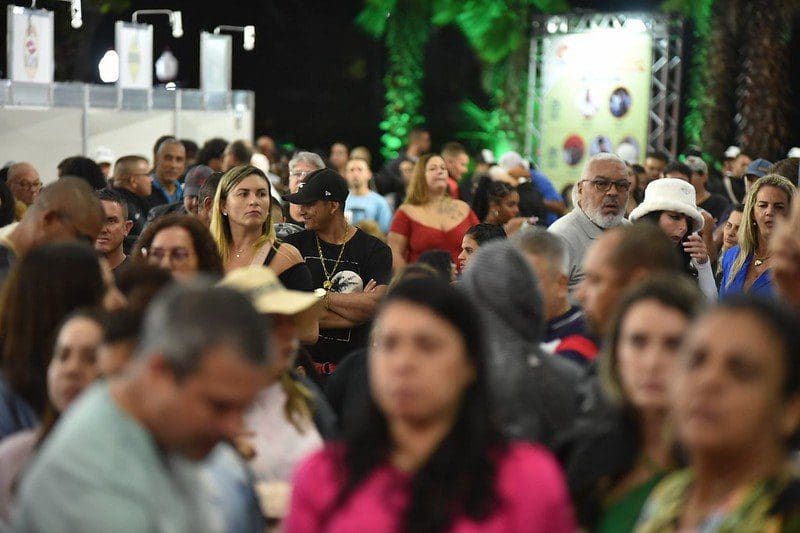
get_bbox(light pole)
[30,0,82,28]
[213,25,255,51]
[132,9,183,38]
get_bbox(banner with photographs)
[7,6,54,84]
[115,21,153,89]
[538,31,653,188]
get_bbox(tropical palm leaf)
[355,0,398,38]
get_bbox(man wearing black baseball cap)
[283,168,392,378]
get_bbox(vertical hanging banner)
[115,21,153,89]
[200,31,232,92]
[7,6,54,84]
[539,30,653,188]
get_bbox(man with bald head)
[548,153,631,291]
[0,177,104,283]
[6,162,42,207]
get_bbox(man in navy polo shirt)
[146,137,186,211]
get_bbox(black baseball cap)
[282,168,349,205]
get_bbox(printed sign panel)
[115,21,153,89]
[539,31,653,188]
[7,6,54,84]
[200,31,232,92]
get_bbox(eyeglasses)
[142,246,193,264]
[289,170,310,179]
[582,177,631,193]
[16,181,42,191]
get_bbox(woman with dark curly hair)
[285,277,575,532]
[132,214,223,282]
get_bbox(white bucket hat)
[629,177,704,232]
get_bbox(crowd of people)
[0,129,799,532]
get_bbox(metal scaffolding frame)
[524,12,684,162]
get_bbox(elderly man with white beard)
[549,153,631,292]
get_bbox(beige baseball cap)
[219,266,323,321]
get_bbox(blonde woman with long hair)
[210,165,317,341]
[720,174,795,297]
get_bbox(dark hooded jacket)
[459,240,583,448]
[461,241,635,526]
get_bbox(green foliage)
[432,0,567,64]
[355,0,570,160]
[357,0,430,160]
[663,0,714,154]
[355,0,396,38]
[456,100,515,156]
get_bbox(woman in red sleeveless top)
[388,154,478,272]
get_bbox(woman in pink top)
[388,154,479,271]
[285,277,576,532]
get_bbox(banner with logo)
[115,21,153,89]
[200,32,232,92]
[538,31,653,188]
[7,6,54,84]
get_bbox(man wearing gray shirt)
[548,154,631,292]
[13,284,276,532]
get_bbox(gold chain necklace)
[316,226,349,290]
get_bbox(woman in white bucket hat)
[629,178,717,300]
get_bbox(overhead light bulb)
[98,49,119,83]
[243,25,255,50]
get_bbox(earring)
[223,212,228,217]
[493,210,499,217]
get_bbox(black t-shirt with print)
[283,228,392,365]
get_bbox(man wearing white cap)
[94,146,115,180]
[721,150,751,204]
[498,151,565,226]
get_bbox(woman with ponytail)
[471,176,528,236]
